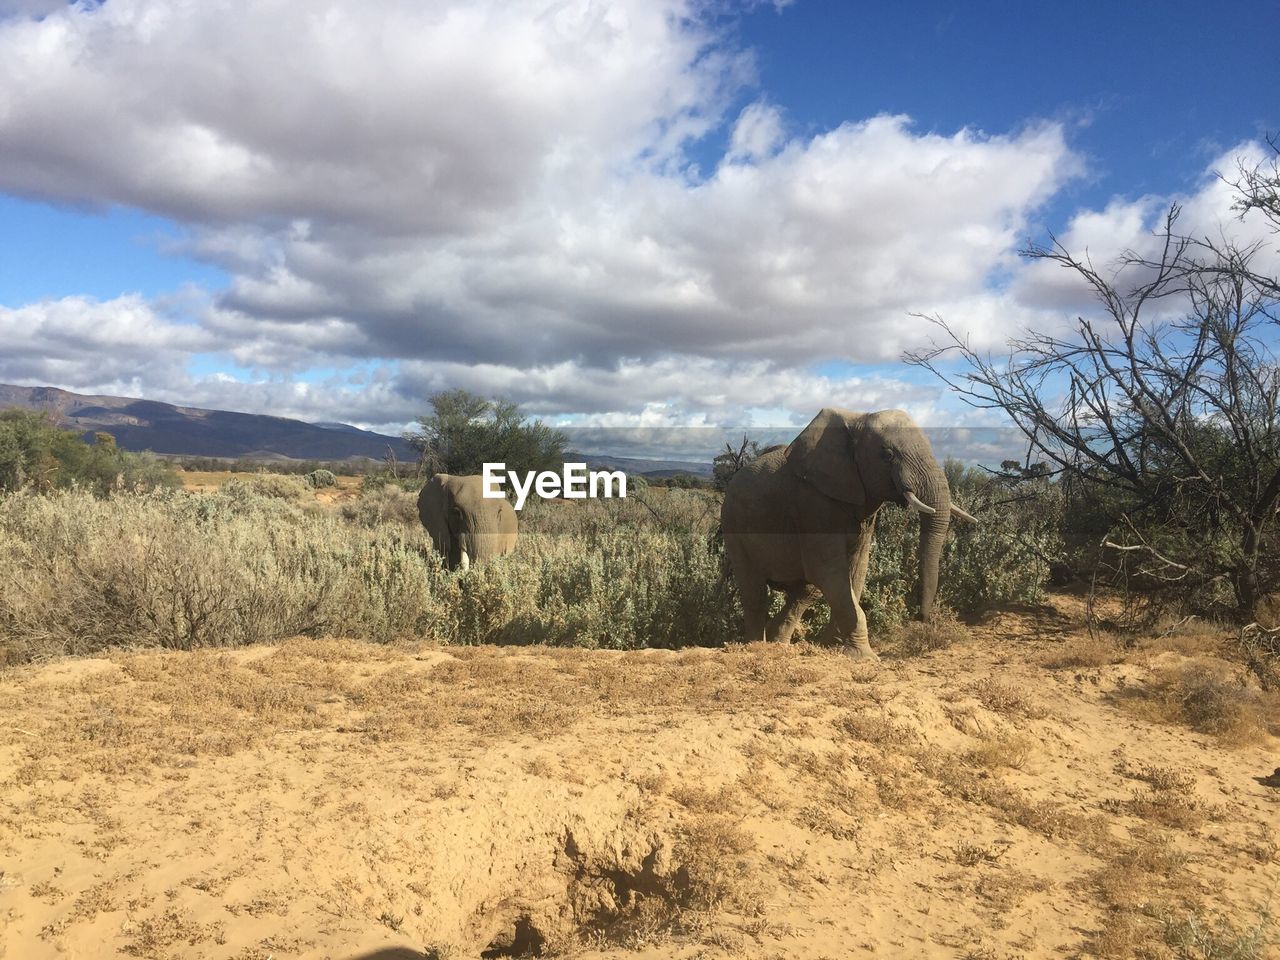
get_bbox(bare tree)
[906,200,1280,616]
[1228,134,1280,239]
[712,435,763,491]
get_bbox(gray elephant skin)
[417,474,518,571]
[720,408,975,660]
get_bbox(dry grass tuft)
[1084,834,1201,958]
[966,677,1048,718]
[1106,763,1218,830]
[123,908,219,957]
[1161,908,1274,960]
[953,841,1008,867]
[1041,633,1127,669]
[964,735,1036,771]
[929,758,1105,845]
[1116,660,1276,746]
[886,611,971,656]
[838,709,918,746]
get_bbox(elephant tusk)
[950,503,979,524]
[904,491,937,515]
[459,548,471,572]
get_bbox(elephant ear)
[784,408,866,505]
[418,475,453,559]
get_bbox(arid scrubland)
[0,473,1054,664]
[0,477,1276,959]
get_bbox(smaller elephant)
[417,474,518,571]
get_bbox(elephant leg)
[807,540,877,661]
[731,565,769,644]
[767,585,817,644]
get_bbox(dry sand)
[1,597,1277,959]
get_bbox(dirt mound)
[0,600,1276,959]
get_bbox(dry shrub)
[929,759,1105,845]
[1041,633,1127,669]
[1104,764,1218,831]
[1093,836,1190,912]
[953,842,1007,867]
[221,474,309,500]
[967,677,1046,718]
[1085,835,1197,958]
[1162,908,1274,959]
[1091,910,1158,959]
[672,816,760,912]
[578,814,762,951]
[964,735,1036,771]
[884,610,971,656]
[0,487,444,658]
[1118,660,1275,746]
[838,709,918,746]
[1238,624,1280,691]
[973,868,1052,911]
[1115,790,1215,832]
[123,908,218,956]
[339,484,420,527]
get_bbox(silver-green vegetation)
[0,469,1059,664]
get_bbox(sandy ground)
[0,598,1277,959]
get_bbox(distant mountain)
[570,453,712,479]
[0,384,719,472]
[0,384,416,461]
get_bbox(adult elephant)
[418,474,518,572]
[721,408,976,660]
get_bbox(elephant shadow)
[340,950,429,960]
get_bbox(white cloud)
[726,101,783,161]
[1011,142,1280,315]
[185,115,1081,378]
[0,0,741,228]
[0,295,215,386]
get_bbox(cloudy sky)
[1,0,1277,460]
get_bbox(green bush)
[304,468,337,488]
[0,409,178,495]
[860,469,1063,632]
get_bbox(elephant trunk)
[914,463,951,621]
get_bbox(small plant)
[885,610,970,656]
[304,468,337,488]
[953,842,1006,866]
[1162,908,1273,960]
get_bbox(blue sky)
[0,0,1276,459]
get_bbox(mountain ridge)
[0,383,416,461]
[0,384,713,475]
